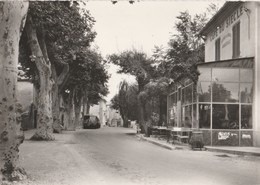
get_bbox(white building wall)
[204,2,260,146]
[205,2,256,62]
[253,2,260,146]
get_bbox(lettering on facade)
[242,134,252,139]
[221,33,231,48]
[209,5,245,42]
[218,132,238,140]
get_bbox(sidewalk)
[136,134,190,151]
[137,134,260,156]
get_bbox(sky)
[84,1,224,102]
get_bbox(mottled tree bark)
[25,15,54,140]
[82,91,90,115]
[52,62,69,133]
[74,87,83,128]
[0,2,28,182]
[64,89,75,131]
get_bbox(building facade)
[89,98,107,127]
[167,2,260,146]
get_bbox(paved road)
[18,127,260,185]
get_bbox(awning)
[197,57,254,68]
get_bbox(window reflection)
[212,82,239,102]
[169,93,177,108]
[198,82,211,102]
[241,105,252,129]
[193,104,197,128]
[212,68,239,82]
[240,83,253,103]
[212,104,239,129]
[199,104,211,128]
[198,68,211,81]
[183,105,192,128]
[183,85,192,104]
[240,69,253,82]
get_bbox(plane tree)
[61,49,109,130]
[108,50,155,127]
[0,1,29,182]
[19,1,96,138]
[110,81,138,127]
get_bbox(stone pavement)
[137,134,260,157]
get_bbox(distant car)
[83,115,100,129]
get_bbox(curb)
[136,134,175,150]
[205,147,260,157]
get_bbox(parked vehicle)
[83,115,100,129]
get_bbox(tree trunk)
[86,104,90,114]
[74,101,82,128]
[0,2,28,182]
[52,82,61,133]
[51,62,69,133]
[74,88,83,128]
[25,15,54,141]
[66,89,75,131]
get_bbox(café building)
[167,2,260,146]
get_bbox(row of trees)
[109,6,218,132]
[0,1,109,182]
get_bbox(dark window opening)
[215,38,220,61]
[232,22,240,59]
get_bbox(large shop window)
[240,83,253,103]
[241,105,252,129]
[199,104,211,128]
[212,82,239,103]
[232,22,240,59]
[212,104,239,129]
[182,85,192,104]
[212,68,239,82]
[183,105,192,128]
[197,65,253,131]
[198,82,211,102]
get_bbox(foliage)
[108,50,155,91]
[155,7,218,84]
[63,49,109,105]
[19,1,96,83]
[110,81,138,124]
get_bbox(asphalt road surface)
[18,127,260,185]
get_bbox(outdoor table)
[156,126,167,140]
[148,126,158,137]
[171,127,192,144]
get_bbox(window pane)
[183,85,192,104]
[198,68,211,81]
[212,104,239,129]
[198,82,211,102]
[193,104,198,128]
[240,69,253,82]
[212,68,239,82]
[199,104,211,129]
[212,82,239,102]
[241,105,252,129]
[183,105,192,128]
[169,106,177,126]
[240,83,253,103]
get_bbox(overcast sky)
[84,1,224,102]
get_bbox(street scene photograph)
[0,1,260,185]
